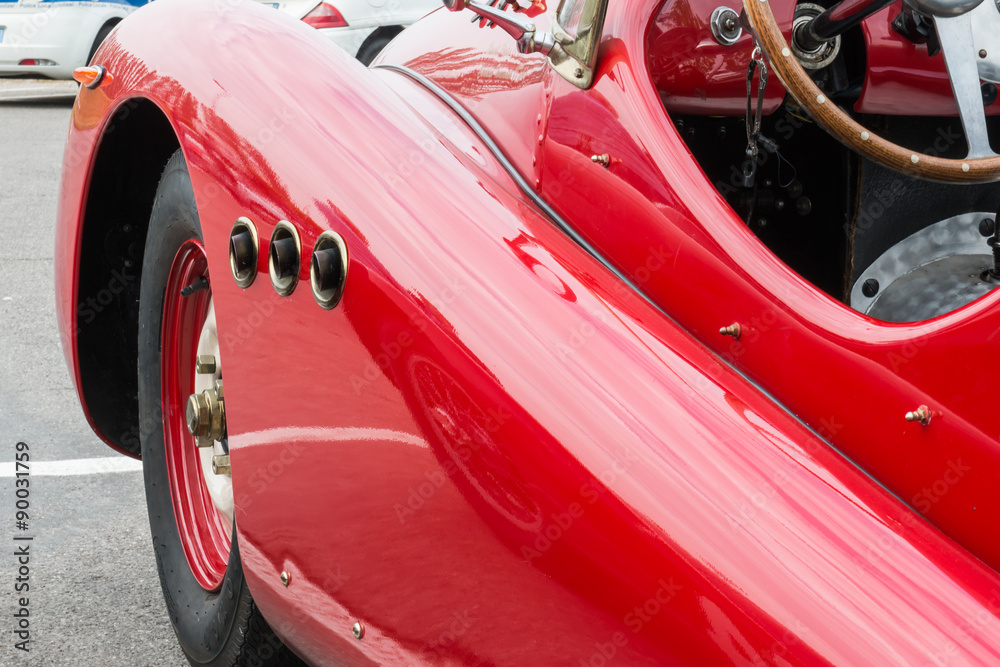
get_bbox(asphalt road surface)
[0,80,187,665]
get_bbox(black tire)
[87,22,115,66]
[356,27,402,66]
[138,150,303,667]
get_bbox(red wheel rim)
[161,240,231,591]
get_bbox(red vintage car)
[55,0,1000,662]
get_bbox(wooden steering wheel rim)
[743,0,1000,183]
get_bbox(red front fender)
[57,0,1000,663]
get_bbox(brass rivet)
[904,405,931,426]
[719,323,741,339]
[590,153,611,167]
[352,622,365,640]
[280,571,291,587]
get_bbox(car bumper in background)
[0,4,127,79]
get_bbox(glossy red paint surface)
[647,0,791,115]
[54,85,126,455]
[567,1,1000,575]
[856,5,1000,116]
[389,0,1000,572]
[53,0,1000,664]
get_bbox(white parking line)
[0,87,66,95]
[0,93,77,101]
[0,457,142,477]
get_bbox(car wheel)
[138,150,302,666]
[87,22,115,66]
[356,27,402,66]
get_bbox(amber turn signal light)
[72,65,113,90]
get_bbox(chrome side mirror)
[443,0,608,89]
[443,0,555,54]
[550,0,608,88]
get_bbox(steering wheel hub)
[743,0,1000,181]
[791,3,841,69]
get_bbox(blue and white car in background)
[0,0,145,79]
[260,0,440,65]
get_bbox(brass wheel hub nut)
[186,385,225,446]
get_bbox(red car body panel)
[389,0,1000,575]
[648,0,792,115]
[54,0,1000,663]
[856,5,1000,116]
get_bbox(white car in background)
[0,0,436,80]
[263,0,439,65]
[0,0,143,79]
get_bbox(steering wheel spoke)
[935,11,997,158]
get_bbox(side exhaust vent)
[229,217,259,288]
[310,231,348,310]
[268,221,301,296]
